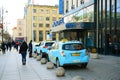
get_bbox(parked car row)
[33,40,89,68]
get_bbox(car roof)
[59,41,83,44]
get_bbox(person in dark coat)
[8,41,12,51]
[1,41,6,54]
[15,41,19,51]
[28,40,33,58]
[19,40,28,65]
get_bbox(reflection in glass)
[64,5,94,23]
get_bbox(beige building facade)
[12,19,26,42]
[25,5,62,43]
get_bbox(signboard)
[52,18,64,27]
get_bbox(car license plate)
[71,53,80,56]
[72,60,80,62]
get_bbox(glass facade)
[98,0,120,56]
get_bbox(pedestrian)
[1,41,6,54]
[28,40,33,58]
[5,41,9,51]
[19,40,28,65]
[15,41,19,51]
[8,41,12,51]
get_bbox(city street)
[0,49,120,80]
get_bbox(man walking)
[19,40,28,65]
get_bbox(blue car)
[36,41,55,60]
[48,41,89,68]
[33,42,40,54]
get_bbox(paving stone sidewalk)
[0,50,61,80]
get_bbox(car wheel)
[81,63,88,68]
[56,59,60,68]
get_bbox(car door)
[49,42,59,63]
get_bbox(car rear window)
[45,42,54,46]
[62,43,84,50]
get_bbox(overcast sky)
[0,0,59,35]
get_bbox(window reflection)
[64,5,94,23]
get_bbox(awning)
[52,22,95,32]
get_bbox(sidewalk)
[0,50,61,80]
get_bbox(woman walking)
[19,40,28,65]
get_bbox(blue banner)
[59,0,64,14]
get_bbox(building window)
[80,0,84,4]
[33,9,36,13]
[46,10,50,14]
[66,0,69,13]
[33,16,37,21]
[33,23,37,27]
[59,17,62,19]
[52,17,56,21]
[39,31,43,41]
[39,23,43,27]
[52,32,56,40]
[46,31,49,40]
[71,0,74,9]
[19,27,22,30]
[46,24,50,27]
[46,17,50,21]
[33,30,36,41]
[39,9,44,13]
[19,33,22,36]
[52,10,57,14]
[76,0,78,7]
[39,16,44,21]
[18,21,22,25]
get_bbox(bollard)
[56,67,65,77]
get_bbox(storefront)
[52,17,95,49]
[52,2,96,49]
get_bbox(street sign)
[0,23,3,28]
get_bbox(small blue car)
[36,41,55,60]
[48,41,89,68]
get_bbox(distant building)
[12,19,26,43]
[25,5,63,42]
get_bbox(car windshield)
[45,42,54,46]
[62,43,84,50]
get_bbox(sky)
[0,0,59,35]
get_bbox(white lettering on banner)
[52,18,64,27]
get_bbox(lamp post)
[1,7,8,42]
[2,7,3,42]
